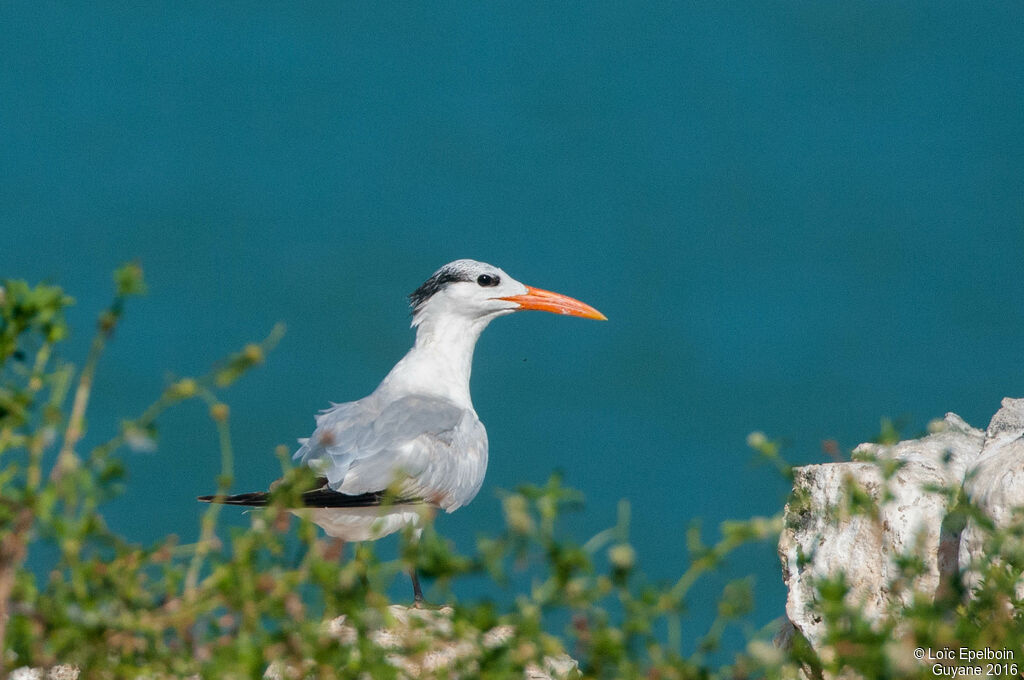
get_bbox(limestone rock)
[960,397,1024,596]
[778,412,985,648]
[779,399,1024,654]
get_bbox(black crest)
[408,264,472,312]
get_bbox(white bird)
[199,259,605,602]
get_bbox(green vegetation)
[0,267,1021,678]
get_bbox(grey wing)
[293,394,488,511]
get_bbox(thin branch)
[52,312,115,482]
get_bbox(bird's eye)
[477,274,499,287]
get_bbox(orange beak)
[500,285,607,320]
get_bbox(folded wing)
[292,394,488,511]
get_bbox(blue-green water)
[3,2,1023,651]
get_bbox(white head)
[408,259,606,327]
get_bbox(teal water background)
[2,2,1023,649]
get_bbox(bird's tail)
[197,492,270,506]
[197,489,424,509]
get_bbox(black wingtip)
[197,488,426,509]
[196,492,270,506]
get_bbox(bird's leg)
[410,568,424,608]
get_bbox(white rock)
[482,625,516,649]
[779,411,986,649]
[960,398,1024,597]
[6,667,80,680]
[9,669,43,680]
[780,399,1024,658]
[272,604,576,679]
[46,667,80,680]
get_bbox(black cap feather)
[408,263,472,313]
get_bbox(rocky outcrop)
[779,398,1024,651]
[265,604,578,680]
[959,399,1024,596]
[15,606,576,680]
[8,666,80,680]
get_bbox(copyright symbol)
[914,648,924,660]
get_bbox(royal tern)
[199,259,605,602]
